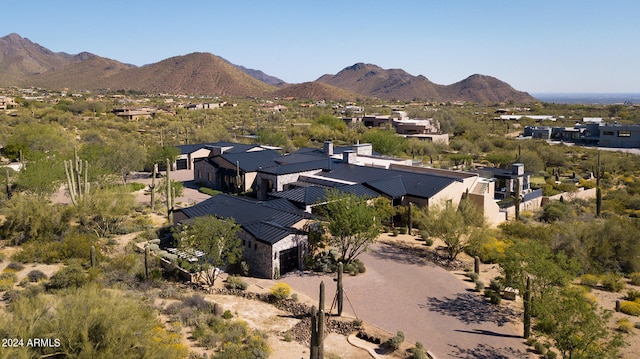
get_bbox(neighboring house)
[194,149,281,193]
[173,194,309,279]
[178,141,265,171]
[112,107,159,120]
[473,163,543,221]
[521,122,640,148]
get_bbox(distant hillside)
[317,63,537,103]
[270,81,362,101]
[0,33,75,85]
[0,33,537,103]
[317,63,444,101]
[96,52,277,96]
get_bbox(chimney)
[512,163,524,176]
[352,143,372,156]
[323,141,334,156]
[343,150,357,164]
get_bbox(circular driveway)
[281,243,535,359]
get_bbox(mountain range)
[0,33,536,103]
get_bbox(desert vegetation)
[2,87,640,357]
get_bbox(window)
[254,243,257,250]
[603,131,614,136]
[618,130,631,137]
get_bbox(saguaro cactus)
[64,148,89,206]
[310,281,325,359]
[166,158,174,223]
[596,151,602,217]
[145,246,151,279]
[524,276,532,339]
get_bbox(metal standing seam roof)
[317,164,458,199]
[218,149,281,172]
[270,184,380,206]
[177,194,307,245]
[242,221,296,245]
[179,194,304,228]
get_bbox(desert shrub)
[601,272,626,292]
[391,229,399,237]
[474,280,485,292]
[387,331,405,351]
[579,273,600,288]
[222,310,233,319]
[0,276,16,291]
[534,341,548,354]
[27,270,47,282]
[423,238,434,246]
[183,294,214,312]
[46,265,87,291]
[409,342,428,359]
[484,290,501,305]
[617,318,635,333]
[620,301,640,316]
[198,187,222,196]
[625,289,640,301]
[4,262,25,272]
[399,227,407,235]
[489,278,505,293]
[344,259,366,275]
[629,272,640,286]
[225,275,248,290]
[270,283,291,301]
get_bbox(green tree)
[415,197,485,261]
[361,129,406,156]
[317,190,382,264]
[173,215,243,286]
[145,145,180,171]
[536,286,625,359]
[13,156,65,195]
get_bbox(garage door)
[279,247,299,275]
[176,159,188,170]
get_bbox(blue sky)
[2,0,639,93]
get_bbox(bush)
[270,283,291,301]
[579,273,600,287]
[484,290,501,305]
[423,238,434,246]
[222,310,233,319]
[27,269,48,282]
[625,289,640,301]
[620,301,640,316]
[225,275,248,290]
[617,318,635,333]
[409,341,428,359]
[46,265,87,291]
[630,272,640,286]
[474,280,485,292]
[4,262,25,272]
[399,227,407,235]
[387,331,405,351]
[489,278,504,293]
[601,273,626,292]
[534,341,547,354]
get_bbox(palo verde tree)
[316,189,382,265]
[535,286,625,359]
[415,197,486,261]
[172,215,243,286]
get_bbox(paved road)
[281,243,535,359]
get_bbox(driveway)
[281,243,535,359]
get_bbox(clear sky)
[2,0,639,93]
